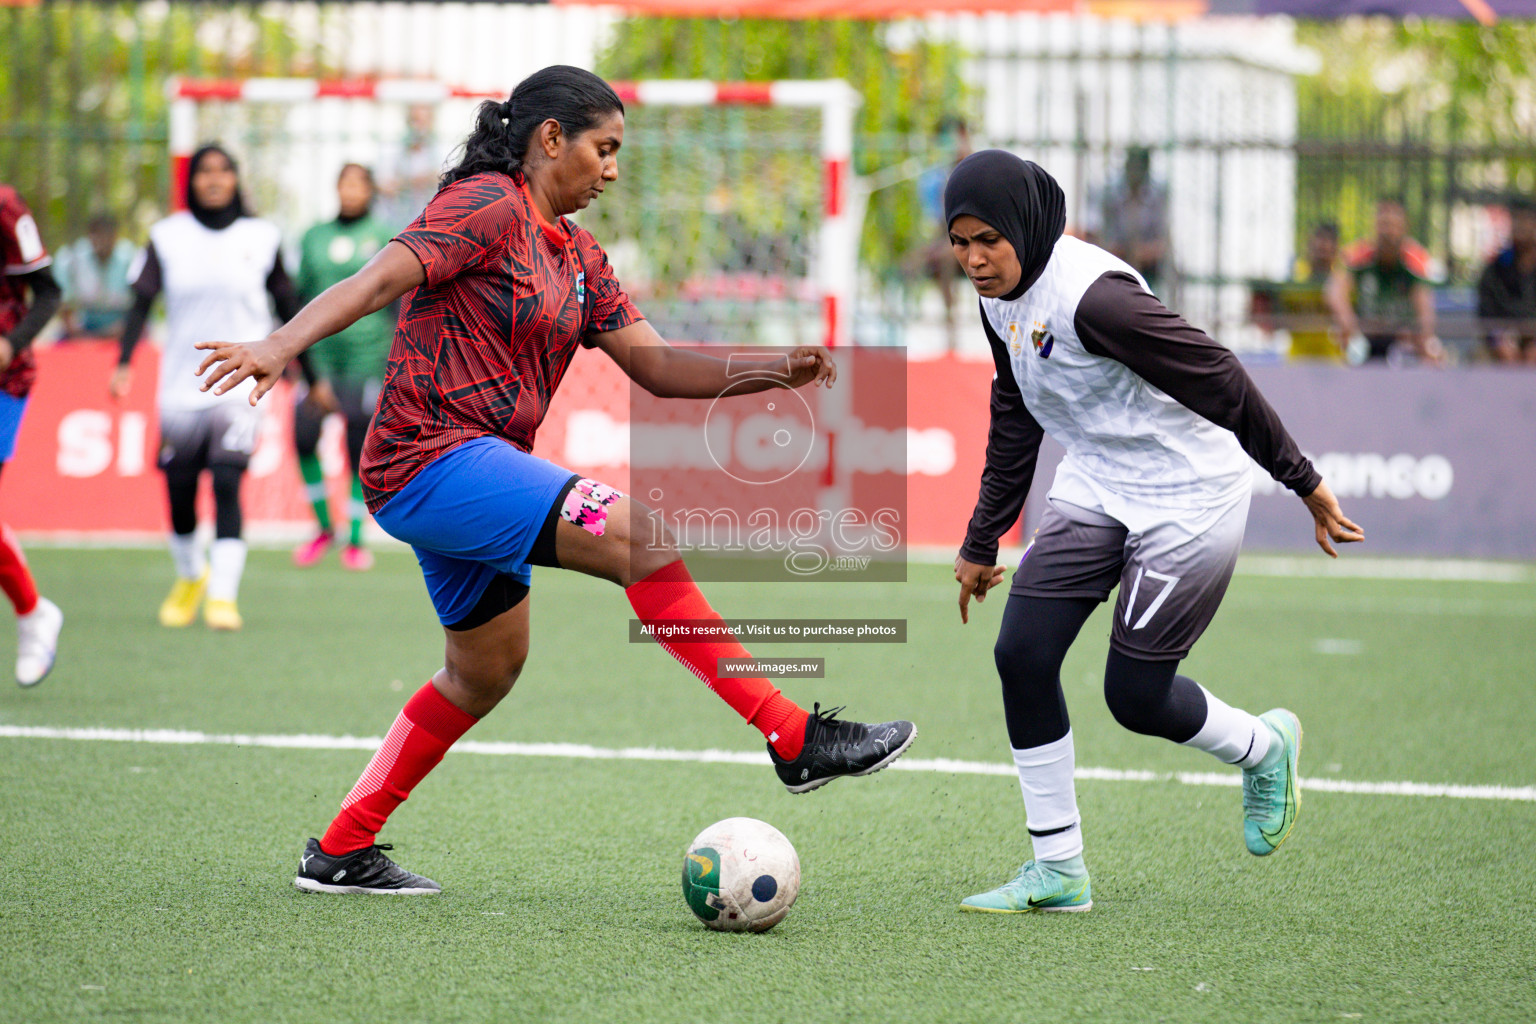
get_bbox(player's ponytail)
[440,66,624,190]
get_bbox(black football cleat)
[293,838,441,895]
[769,703,917,794]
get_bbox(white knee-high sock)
[208,538,247,602]
[1012,730,1083,862]
[167,532,204,581]
[1182,685,1271,769]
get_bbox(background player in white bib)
[112,146,302,631]
[945,151,1363,914]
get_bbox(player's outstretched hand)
[195,336,293,406]
[1301,479,1363,558]
[784,346,837,389]
[954,555,1005,624]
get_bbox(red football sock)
[626,559,808,759]
[0,523,38,616]
[319,681,478,856]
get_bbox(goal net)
[168,78,858,348]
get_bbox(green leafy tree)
[1296,17,1536,279]
[0,1,326,249]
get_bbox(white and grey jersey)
[961,235,1319,565]
[125,212,288,412]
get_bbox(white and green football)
[682,817,800,932]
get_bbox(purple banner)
[1210,0,1536,19]
[1018,365,1536,559]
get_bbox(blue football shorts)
[0,393,28,463]
[373,436,578,627]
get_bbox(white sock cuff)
[1011,729,1074,769]
[1012,730,1083,862]
[1184,685,1271,769]
[207,538,247,602]
[167,532,204,581]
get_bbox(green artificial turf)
[1,548,1533,1023]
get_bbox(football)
[682,817,801,932]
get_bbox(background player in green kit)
[292,164,397,571]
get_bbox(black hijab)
[185,144,248,231]
[943,150,1066,300]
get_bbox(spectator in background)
[1327,197,1445,365]
[911,115,973,350]
[54,213,138,339]
[1295,220,1338,284]
[1477,197,1536,364]
[377,103,443,229]
[1285,221,1343,362]
[1083,146,1170,295]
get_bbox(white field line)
[3,724,1532,804]
[906,547,1536,583]
[20,540,1535,582]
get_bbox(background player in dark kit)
[290,163,397,571]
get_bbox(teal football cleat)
[1243,708,1303,856]
[960,860,1092,914]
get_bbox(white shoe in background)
[16,596,63,688]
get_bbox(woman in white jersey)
[946,151,1363,914]
[112,145,302,631]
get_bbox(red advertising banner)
[6,342,998,549]
[8,342,343,535]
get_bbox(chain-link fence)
[5,3,1533,355]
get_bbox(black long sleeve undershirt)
[265,256,314,384]
[4,267,61,351]
[958,311,1045,567]
[1073,273,1320,496]
[117,244,160,367]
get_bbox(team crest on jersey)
[575,269,586,305]
[1005,322,1023,354]
[1031,324,1055,359]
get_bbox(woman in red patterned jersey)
[0,183,64,688]
[195,65,915,895]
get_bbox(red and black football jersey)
[0,184,50,398]
[360,172,641,511]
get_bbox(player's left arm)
[586,319,834,398]
[0,266,61,370]
[1074,272,1363,557]
[0,192,60,369]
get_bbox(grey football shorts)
[1009,495,1250,660]
[158,404,261,474]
